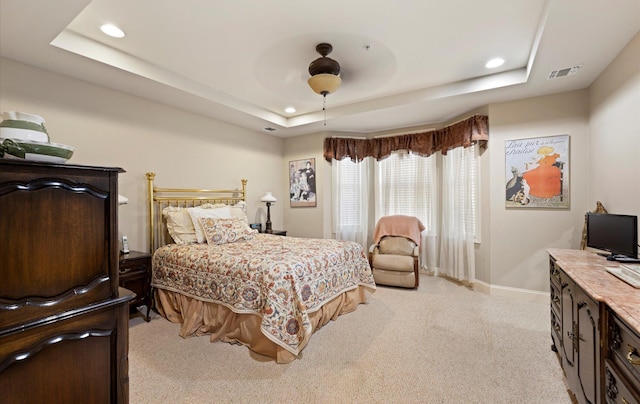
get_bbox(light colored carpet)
[128,275,571,403]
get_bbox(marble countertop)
[548,248,640,333]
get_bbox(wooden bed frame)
[145,172,247,253]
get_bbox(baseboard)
[473,279,549,304]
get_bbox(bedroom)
[1,0,639,402]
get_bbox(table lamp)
[260,192,277,233]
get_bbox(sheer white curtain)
[331,157,372,250]
[331,145,479,283]
[438,144,479,283]
[375,151,438,269]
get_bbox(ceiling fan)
[307,43,342,96]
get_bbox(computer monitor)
[586,213,638,259]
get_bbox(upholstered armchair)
[368,215,425,289]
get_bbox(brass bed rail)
[145,172,247,253]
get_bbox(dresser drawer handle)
[627,344,640,366]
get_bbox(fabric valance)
[323,114,488,162]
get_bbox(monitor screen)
[586,213,638,259]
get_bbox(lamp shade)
[308,73,342,95]
[118,194,129,205]
[260,192,277,203]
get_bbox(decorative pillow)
[200,217,257,245]
[163,203,220,245]
[188,206,232,243]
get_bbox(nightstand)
[260,229,287,236]
[119,250,152,321]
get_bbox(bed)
[145,173,376,363]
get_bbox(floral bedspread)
[151,234,376,355]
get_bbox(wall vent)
[548,64,582,79]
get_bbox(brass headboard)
[146,172,247,253]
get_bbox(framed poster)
[289,158,316,207]
[505,134,569,208]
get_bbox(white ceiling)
[1,0,638,137]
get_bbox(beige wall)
[0,57,284,253]
[588,32,640,217]
[281,131,329,238]
[485,90,590,294]
[479,33,640,295]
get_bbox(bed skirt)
[154,286,371,364]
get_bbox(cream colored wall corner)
[588,31,640,219]
[281,132,329,238]
[0,57,285,253]
[486,90,590,292]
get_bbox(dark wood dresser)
[548,249,640,404]
[0,159,133,403]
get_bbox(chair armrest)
[413,246,419,257]
[369,244,378,254]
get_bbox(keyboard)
[605,265,640,288]
[622,263,640,272]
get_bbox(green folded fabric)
[0,119,48,133]
[1,139,73,160]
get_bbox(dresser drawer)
[609,312,640,394]
[605,360,640,404]
[551,308,562,352]
[550,258,561,288]
[0,293,132,404]
[550,279,561,316]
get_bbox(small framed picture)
[289,158,316,207]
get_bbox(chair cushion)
[378,236,416,256]
[372,254,415,272]
[373,268,417,288]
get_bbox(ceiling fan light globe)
[308,74,342,95]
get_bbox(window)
[332,158,361,229]
[331,141,481,282]
[375,151,436,232]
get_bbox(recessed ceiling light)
[485,58,504,68]
[284,107,296,114]
[100,24,125,38]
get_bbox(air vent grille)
[548,64,582,79]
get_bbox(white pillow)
[229,202,249,225]
[163,203,220,245]
[188,206,232,243]
[163,207,197,245]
